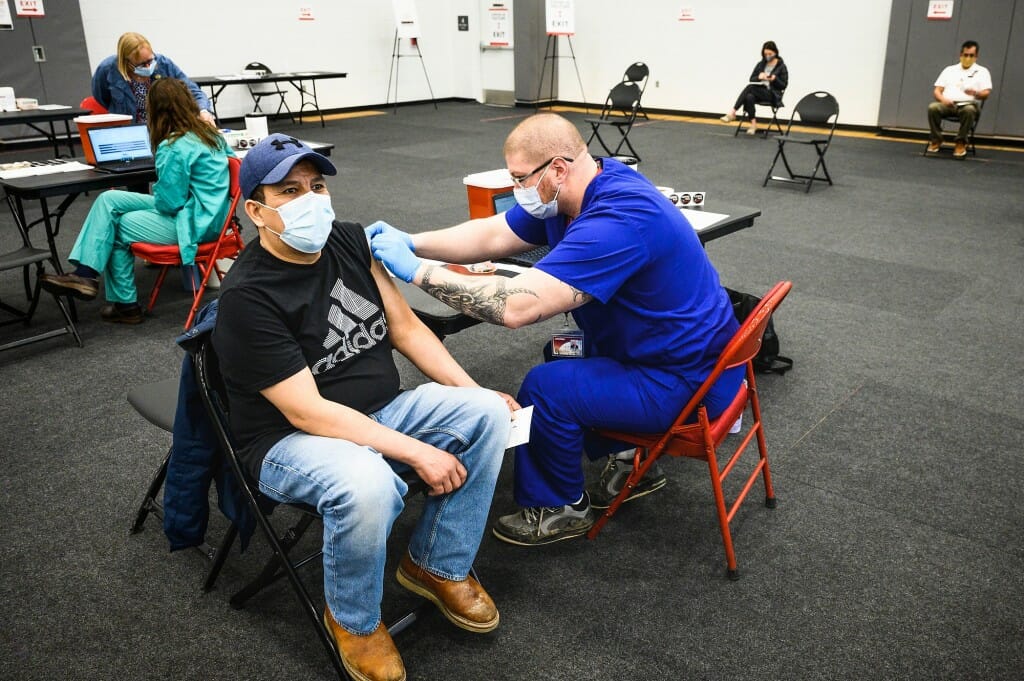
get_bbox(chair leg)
[612,127,641,162]
[747,383,777,508]
[587,447,655,540]
[588,125,614,156]
[233,509,346,679]
[706,450,740,580]
[230,513,318,607]
[130,447,172,534]
[145,266,171,313]
[202,522,239,592]
[763,143,785,186]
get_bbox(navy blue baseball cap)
[239,133,337,199]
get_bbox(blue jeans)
[259,383,509,635]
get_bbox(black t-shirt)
[212,220,401,480]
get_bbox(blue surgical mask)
[133,63,156,78]
[258,191,336,253]
[513,163,562,220]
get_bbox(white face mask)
[513,162,562,220]
[257,191,336,253]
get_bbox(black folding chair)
[0,205,81,352]
[244,61,295,123]
[763,91,839,193]
[923,99,984,157]
[128,376,240,592]
[585,81,643,162]
[193,338,431,680]
[622,62,650,120]
[735,89,786,138]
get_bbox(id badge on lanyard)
[551,313,585,358]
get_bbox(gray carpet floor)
[1,102,1022,680]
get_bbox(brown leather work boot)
[322,608,405,681]
[39,272,98,300]
[953,141,967,158]
[396,553,499,633]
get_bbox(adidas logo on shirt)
[312,279,388,375]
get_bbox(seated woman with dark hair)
[720,40,788,135]
[41,78,232,324]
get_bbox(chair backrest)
[792,91,839,126]
[671,281,793,428]
[194,337,250,485]
[79,96,108,115]
[244,61,273,74]
[244,61,282,95]
[220,156,244,247]
[622,62,649,90]
[600,81,642,121]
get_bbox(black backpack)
[725,288,793,375]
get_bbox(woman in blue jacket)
[41,79,232,324]
[92,32,215,126]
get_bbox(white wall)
[77,0,499,119]
[78,0,893,126]
[564,0,894,126]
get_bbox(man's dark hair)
[961,40,979,53]
[249,186,265,203]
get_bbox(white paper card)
[680,209,728,232]
[507,405,533,448]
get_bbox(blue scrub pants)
[513,356,744,508]
[68,190,179,304]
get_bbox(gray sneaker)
[492,494,595,546]
[588,453,667,509]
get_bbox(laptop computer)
[489,190,553,267]
[88,125,156,173]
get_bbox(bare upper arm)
[259,366,322,426]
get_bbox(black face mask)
[764,53,776,61]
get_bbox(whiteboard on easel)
[545,0,574,36]
[393,0,421,39]
[482,2,513,48]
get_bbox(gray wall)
[0,0,92,141]
[879,0,1024,137]
[513,0,557,105]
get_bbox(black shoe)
[100,304,144,325]
[588,452,668,509]
[40,272,98,300]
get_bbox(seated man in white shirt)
[927,40,992,158]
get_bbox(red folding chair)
[79,96,108,114]
[130,156,244,329]
[587,281,793,580]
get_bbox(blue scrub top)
[505,158,738,381]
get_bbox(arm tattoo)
[570,285,593,305]
[420,267,539,325]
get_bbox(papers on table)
[0,161,93,180]
[680,208,728,232]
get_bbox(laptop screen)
[492,190,516,214]
[88,125,153,163]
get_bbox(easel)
[385,30,438,114]
[534,34,587,113]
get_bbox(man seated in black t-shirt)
[213,134,516,681]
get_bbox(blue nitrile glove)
[370,229,421,282]
[364,220,414,252]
